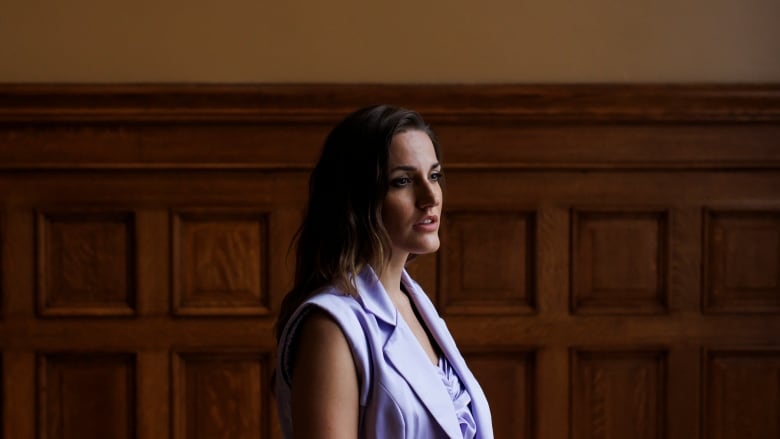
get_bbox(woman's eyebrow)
[390,163,441,172]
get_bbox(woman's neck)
[378,251,408,299]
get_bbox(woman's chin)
[414,241,440,255]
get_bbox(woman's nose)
[417,181,440,209]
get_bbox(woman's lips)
[413,216,439,232]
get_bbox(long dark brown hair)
[274,104,440,342]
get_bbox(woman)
[275,105,493,438]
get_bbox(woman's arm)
[290,309,360,438]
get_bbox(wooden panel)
[2,86,778,172]
[703,349,780,439]
[571,349,667,439]
[173,351,268,439]
[136,351,170,439]
[465,349,535,439]
[36,210,136,317]
[704,210,780,313]
[0,210,4,318]
[0,85,777,439]
[2,84,778,124]
[38,353,135,439]
[572,210,668,314]
[440,211,535,315]
[0,352,3,439]
[172,210,269,316]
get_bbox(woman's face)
[382,130,443,262]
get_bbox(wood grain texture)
[172,351,268,439]
[38,353,136,439]
[703,349,780,439]
[172,210,270,316]
[572,209,668,314]
[464,348,535,439]
[0,85,777,439]
[0,210,4,319]
[36,210,136,317]
[0,352,3,439]
[440,210,536,315]
[571,349,667,439]
[1,84,779,123]
[703,209,780,313]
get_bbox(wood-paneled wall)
[1,85,779,439]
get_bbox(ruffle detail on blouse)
[436,356,477,439]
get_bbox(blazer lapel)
[383,322,464,439]
[356,267,463,439]
[402,270,495,439]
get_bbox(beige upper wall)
[1,0,778,83]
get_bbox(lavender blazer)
[276,266,494,439]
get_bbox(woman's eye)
[430,172,443,182]
[391,177,412,187]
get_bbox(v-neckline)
[397,282,441,366]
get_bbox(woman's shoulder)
[306,285,360,306]
[277,287,373,395]
[281,288,363,339]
